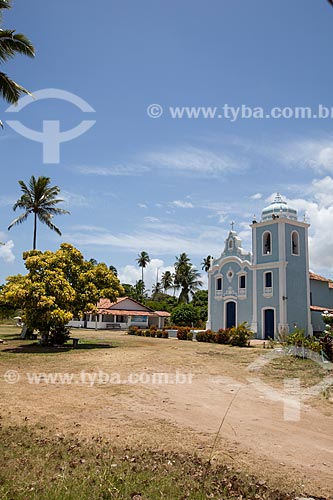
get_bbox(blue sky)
[1,0,333,291]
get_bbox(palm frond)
[37,211,62,236]
[0,31,35,61]
[0,71,32,104]
[8,211,29,230]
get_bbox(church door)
[226,301,236,329]
[264,309,275,339]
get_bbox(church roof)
[261,193,298,221]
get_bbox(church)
[206,194,333,339]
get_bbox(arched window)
[263,231,272,255]
[263,271,273,297]
[291,231,299,256]
[215,276,223,296]
[228,239,233,250]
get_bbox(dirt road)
[1,332,332,498]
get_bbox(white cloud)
[251,193,262,200]
[170,200,194,209]
[76,164,150,176]
[118,259,175,293]
[144,216,159,223]
[0,237,15,263]
[138,203,148,209]
[144,146,244,177]
[62,190,91,207]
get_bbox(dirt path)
[0,332,332,498]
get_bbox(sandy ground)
[0,330,332,498]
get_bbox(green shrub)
[215,328,231,344]
[287,328,323,356]
[171,304,199,327]
[48,326,71,346]
[156,330,163,338]
[229,322,252,347]
[162,331,169,339]
[187,331,193,341]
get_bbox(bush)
[177,326,190,340]
[287,328,326,357]
[229,323,253,347]
[196,330,215,343]
[215,328,231,344]
[162,331,169,339]
[156,330,163,338]
[128,325,139,335]
[171,304,199,327]
[187,331,193,341]
[48,326,71,346]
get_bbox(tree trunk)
[33,211,37,250]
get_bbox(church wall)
[210,261,253,331]
[285,224,309,332]
[255,223,279,265]
[310,280,333,309]
[256,267,280,338]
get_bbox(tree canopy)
[8,176,69,249]
[0,243,124,335]
[0,0,35,126]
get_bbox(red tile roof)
[155,311,171,317]
[98,309,155,317]
[94,297,169,317]
[310,305,333,313]
[309,272,329,282]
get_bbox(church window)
[265,272,272,288]
[228,239,233,250]
[216,277,222,292]
[239,275,246,289]
[291,231,300,256]
[263,231,272,255]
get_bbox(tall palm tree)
[136,251,150,284]
[0,0,35,127]
[174,253,203,304]
[201,255,213,273]
[161,270,173,293]
[8,175,69,250]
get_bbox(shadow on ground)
[1,342,115,354]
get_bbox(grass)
[260,354,333,388]
[0,425,293,500]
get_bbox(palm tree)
[136,251,150,285]
[201,255,213,273]
[161,270,173,293]
[151,281,163,298]
[8,175,69,250]
[0,0,35,127]
[174,253,203,304]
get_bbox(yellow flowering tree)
[0,243,123,342]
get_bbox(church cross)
[230,221,235,231]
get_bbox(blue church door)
[226,301,236,329]
[264,309,275,339]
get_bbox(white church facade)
[207,194,333,339]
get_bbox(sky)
[1,0,333,293]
